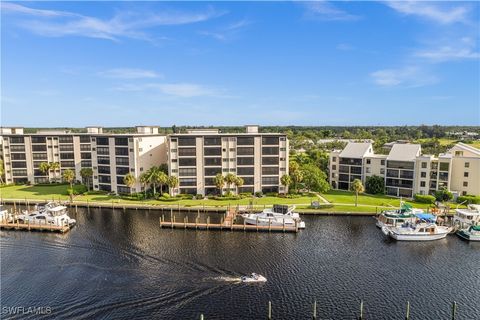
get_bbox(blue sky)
[1,1,479,127]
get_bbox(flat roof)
[169,132,286,137]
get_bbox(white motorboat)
[376,202,424,228]
[457,225,480,241]
[453,204,480,229]
[382,222,452,241]
[18,202,76,226]
[240,273,267,283]
[242,205,306,229]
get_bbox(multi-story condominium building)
[0,126,167,194]
[167,125,289,195]
[329,142,480,198]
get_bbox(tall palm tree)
[224,173,236,194]
[156,171,168,195]
[139,172,149,198]
[80,167,93,191]
[38,162,51,182]
[350,179,365,207]
[62,169,75,202]
[0,158,4,185]
[167,176,179,195]
[214,173,225,196]
[234,176,244,193]
[123,173,136,193]
[280,174,292,195]
[50,162,61,183]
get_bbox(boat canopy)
[470,226,480,232]
[415,213,437,222]
[401,203,413,211]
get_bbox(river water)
[1,208,479,319]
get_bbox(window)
[205,167,222,176]
[204,137,222,146]
[9,137,24,144]
[60,153,74,159]
[237,137,254,145]
[178,137,196,146]
[96,137,109,145]
[81,153,92,159]
[12,169,28,176]
[240,176,254,185]
[332,165,336,170]
[32,145,47,152]
[80,144,91,151]
[10,145,25,152]
[205,157,221,166]
[262,157,279,165]
[366,159,371,165]
[116,167,129,175]
[439,162,449,171]
[178,148,196,156]
[262,176,279,185]
[179,168,196,176]
[381,160,385,166]
[117,186,131,194]
[463,181,468,187]
[180,178,197,186]
[115,147,129,156]
[465,162,470,168]
[237,167,254,175]
[81,161,92,168]
[262,167,279,175]
[237,157,254,165]
[115,137,129,146]
[365,167,371,174]
[31,136,46,143]
[421,172,426,178]
[464,172,469,177]
[98,166,111,174]
[204,147,222,156]
[455,151,463,156]
[79,136,91,143]
[421,162,427,169]
[12,162,27,168]
[98,175,111,183]
[59,144,74,152]
[262,137,279,145]
[60,161,75,168]
[116,157,129,166]
[420,181,426,187]
[237,147,254,155]
[332,157,337,162]
[97,157,110,165]
[179,158,196,166]
[11,153,26,160]
[97,147,109,155]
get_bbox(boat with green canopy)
[457,225,480,241]
[376,202,423,228]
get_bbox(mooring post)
[406,301,410,320]
[207,216,210,230]
[452,301,457,320]
[256,216,259,231]
[359,300,364,320]
[268,301,272,319]
[200,314,204,320]
[313,300,317,319]
[269,218,271,232]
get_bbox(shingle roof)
[387,144,421,161]
[339,142,373,158]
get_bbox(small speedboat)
[382,222,452,241]
[240,273,267,283]
[457,225,480,241]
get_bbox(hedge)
[414,194,436,204]
[457,195,480,205]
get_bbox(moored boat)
[242,204,306,229]
[382,222,452,241]
[457,225,480,241]
[376,203,425,228]
[18,202,76,226]
[453,204,480,229]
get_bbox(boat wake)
[209,276,242,282]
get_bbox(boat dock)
[159,208,301,233]
[0,219,71,233]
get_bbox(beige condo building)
[0,126,167,194]
[329,142,480,198]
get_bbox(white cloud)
[98,68,161,79]
[370,66,438,88]
[385,1,470,24]
[1,3,224,41]
[113,83,220,97]
[415,46,479,62]
[302,1,360,21]
[199,19,251,42]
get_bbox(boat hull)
[457,231,480,242]
[389,232,449,241]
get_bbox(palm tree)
[280,174,292,195]
[0,158,4,185]
[123,173,136,193]
[139,172,149,198]
[62,169,75,202]
[156,171,168,195]
[214,173,225,196]
[39,162,51,182]
[50,162,60,183]
[80,167,93,191]
[350,179,365,207]
[145,166,167,196]
[167,176,179,195]
[289,161,303,193]
[234,176,244,193]
[224,173,236,194]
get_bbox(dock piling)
[313,300,317,319]
[452,301,457,320]
[359,300,364,320]
[405,301,410,320]
[268,301,272,320]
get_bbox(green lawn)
[1,184,463,213]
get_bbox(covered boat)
[457,225,480,241]
[382,222,452,241]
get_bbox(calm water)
[1,208,479,320]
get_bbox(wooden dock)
[0,220,71,233]
[159,208,300,233]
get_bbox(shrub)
[265,192,279,197]
[195,194,204,200]
[414,194,436,204]
[435,189,453,202]
[365,175,385,195]
[239,192,253,198]
[457,195,480,205]
[73,184,88,195]
[161,193,171,198]
[254,191,263,198]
